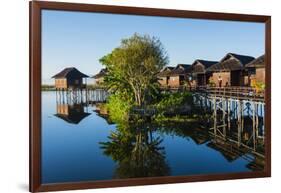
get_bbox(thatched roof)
[245,54,265,68]
[191,59,218,74]
[157,66,175,77]
[169,64,192,76]
[52,67,89,79]
[207,53,255,72]
[92,68,107,79]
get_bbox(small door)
[230,71,241,86]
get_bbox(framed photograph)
[30,1,271,192]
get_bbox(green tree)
[100,34,169,106]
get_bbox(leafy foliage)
[105,92,133,123]
[100,33,169,106]
[155,92,193,115]
[251,79,265,92]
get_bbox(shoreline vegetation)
[41,84,107,91]
[41,84,56,91]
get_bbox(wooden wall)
[55,78,67,89]
[55,78,84,89]
[68,78,83,88]
[211,72,230,87]
[168,76,182,87]
[256,68,265,83]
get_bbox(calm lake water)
[42,91,263,184]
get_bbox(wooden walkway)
[160,86,265,102]
[194,86,265,102]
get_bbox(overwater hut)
[55,104,91,124]
[157,66,175,87]
[191,60,218,87]
[168,64,192,88]
[52,67,89,90]
[245,54,265,86]
[92,68,107,85]
[206,53,255,87]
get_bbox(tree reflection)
[99,120,170,178]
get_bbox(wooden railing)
[195,86,265,102]
[160,85,265,102]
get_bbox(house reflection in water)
[55,103,91,124]
[207,138,244,162]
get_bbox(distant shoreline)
[41,85,55,91]
[41,84,105,91]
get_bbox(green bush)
[155,92,193,114]
[106,93,133,123]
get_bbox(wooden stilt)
[237,100,241,147]
[228,99,231,131]
[252,101,256,150]
[213,97,217,137]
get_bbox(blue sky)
[42,10,265,84]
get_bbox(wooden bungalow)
[191,59,218,87]
[157,66,175,87]
[206,53,255,87]
[168,64,192,88]
[245,54,265,86]
[92,68,107,85]
[55,104,91,124]
[52,67,89,90]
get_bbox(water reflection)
[99,113,265,179]
[42,91,265,184]
[54,92,91,124]
[100,121,170,178]
[54,103,91,124]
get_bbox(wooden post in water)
[241,101,244,133]
[252,101,256,151]
[62,89,65,104]
[256,103,259,139]
[237,100,241,147]
[55,88,58,103]
[227,99,231,131]
[213,97,217,137]
[222,99,226,138]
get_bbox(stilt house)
[92,68,108,85]
[206,53,255,87]
[191,59,218,87]
[245,54,265,86]
[157,66,175,87]
[52,67,89,90]
[168,64,192,88]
